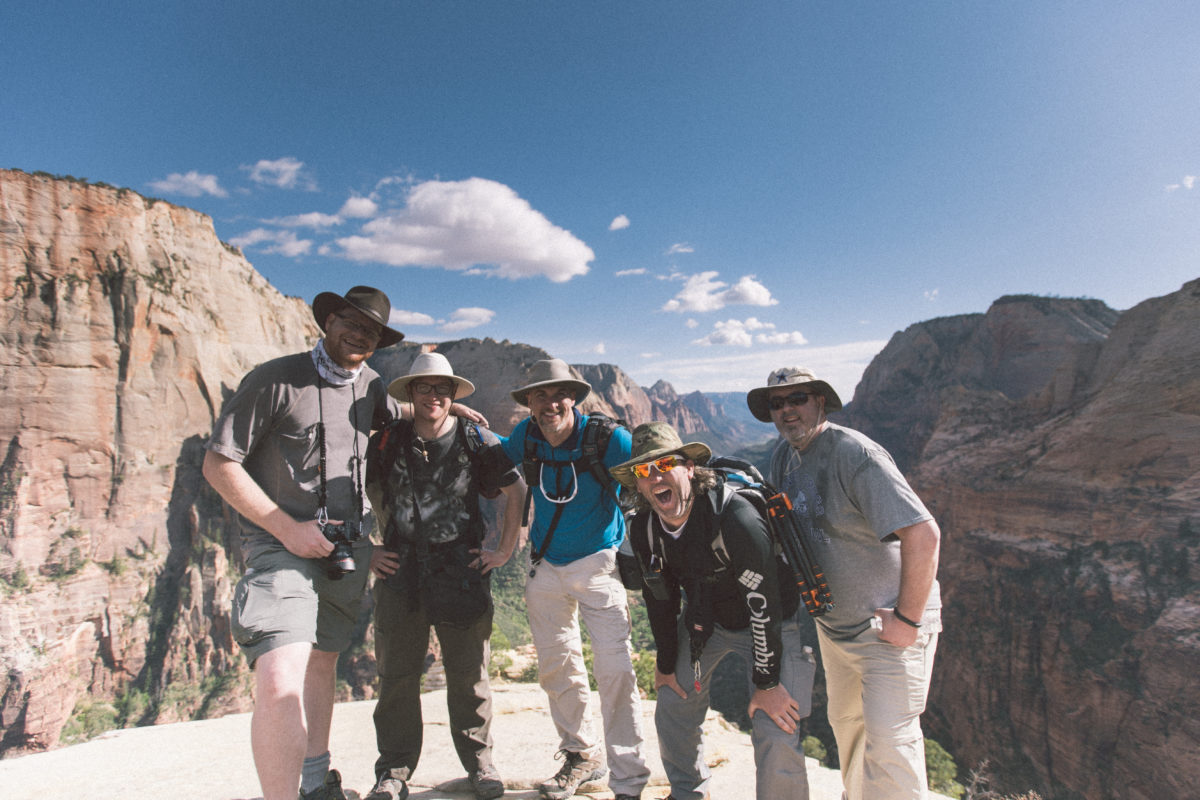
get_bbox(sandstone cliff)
[0,171,756,756]
[842,286,1200,800]
[0,169,320,752]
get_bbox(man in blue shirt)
[498,359,649,800]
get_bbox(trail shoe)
[470,765,506,799]
[299,769,348,800]
[364,775,409,800]
[537,749,605,800]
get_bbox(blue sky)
[4,2,1198,396]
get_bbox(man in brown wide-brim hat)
[203,286,404,800]
[752,365,942,800]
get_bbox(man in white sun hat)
[749,366,942,800]
[364,352,526,800]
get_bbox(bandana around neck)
[311,339,363,386]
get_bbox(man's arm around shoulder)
[202,450,333,559]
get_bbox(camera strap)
[316,376,364,529]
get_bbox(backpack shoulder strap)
[366,418,411,489]
[580,414,625,507]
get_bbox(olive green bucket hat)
[609,421,712,489]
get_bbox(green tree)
[926,738,965,798]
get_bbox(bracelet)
[892,607,922,628]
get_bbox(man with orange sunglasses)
[610,422,814,800]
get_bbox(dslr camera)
[320,521,361,580]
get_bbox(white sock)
[301,751,331,793]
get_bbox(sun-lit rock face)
[0,168,319,752]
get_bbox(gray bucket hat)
[387,352,475,402]
[312,285,404,347]
[609,422,712,489]
[746,366,843,422]
[510,358,591,406]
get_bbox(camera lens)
[327,540,356,580]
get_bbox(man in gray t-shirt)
[204,286,404,800]
[749,366,942,800]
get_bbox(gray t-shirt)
[207,351,394,560]
[769,422,941,639]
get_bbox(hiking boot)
[364,775,409,800]
[537,749,605,800]
[299,769,348,800]
[470,765,505,799]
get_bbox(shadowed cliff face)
[844,284,1200,800]
[0,169,319,753]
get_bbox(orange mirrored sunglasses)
[631,455,682,479]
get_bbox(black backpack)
[636,455,833,617]
[366,418,498,505]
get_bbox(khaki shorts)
[231,541,372,666]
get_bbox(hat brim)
[312,292,405,348]
[511,379,592,407]
[388,373,475,402]
[609,443,712,489]
[747,380,843,422]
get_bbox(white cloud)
[336,178,593,282]
[229,228,312,257]
[609,214,631,231]
[147,171,227,198]
[666,243,695,255]
[640,352,662,359]
[269,212,342,228]
[391,309,436,326]
[692,317,806,348]
[1166,175,1196,191]
[630,338,888,395]
[757,331,809,346]
[591,342,607,355]
[340,196,378,218]
[615,268,647,277]
[245,157,315,190]
[924,288,939,302]
[440,306,496,334]
[662,271,778,313]
[685,318,699,329]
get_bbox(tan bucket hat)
[387,352,475,401]
[746,366,843,422]
[609,422,712,489]
[510,358,591,406]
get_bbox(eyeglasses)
[334,313,382,341]
[631,455,682,479]
[768,391,814,411]
[411,381,455,397]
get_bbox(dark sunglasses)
[768,391,814,411]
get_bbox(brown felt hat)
[312,285,404,348]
